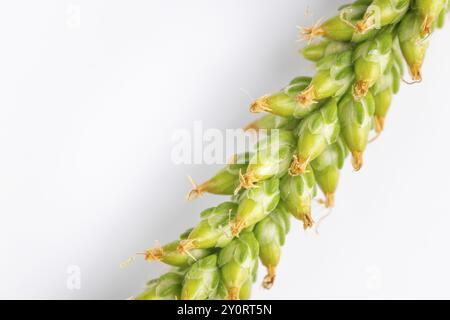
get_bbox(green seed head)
[353,29,393,98]
[180,202,238,252]
[296,51,354,109]
[373,88,393,133]
[399,12,429,81]
[355,0,410,35]
[136,271,184,300]
[218,232,259,300]
[306,3,377,43]
[338,90,376,171]
[144,239,213,268]
[280,167,317,229]
[290,99,340,176]
[232,178,280,236]
[240,130,296,189]
[250,77,312,117]
[188,153,251,200]
[372,62,395,132]
[181,254,220,300]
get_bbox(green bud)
[353,30,393,98]
[416,0,447,36]
[218,232,259,300]
[188,153,251,200]
[373,88,393,134]
[144,238,213,268]
[311,138,348,208]
[301,40,353,62]
[239,130,295,190]
[254,205,290,289]
[297,51,354,107]
[355,0,410,35]
[399,12,429,81]
[280,166,317,229]
[232,178,280,236]
[136,271,184,300]
[289,99,340,176]
[303,3,378,42]
[178,202,238,253]
[250,77,313,117]
[338,91,376,171]
[181,255,220,300]
[372,66,395,133]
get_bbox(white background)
[1,0,450,300]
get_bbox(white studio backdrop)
[0,0,449,300]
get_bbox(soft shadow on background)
[1,0,450,299]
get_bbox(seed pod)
[250,77,322,119]
[398,12,429,82]
[338,91,376,171]
[280,166,317,229]
[231,178,280,236]
[355,0,410,35]
[244,114,299,131]
[188,153,251,200]
[416,0,447,36]
[218,232,259,300]
[301,40,353,62]
[353,30,393,99]
[289,99,340,176]
[239,130,295,190]
[311,139,348,208]
[254,204,290,289]
[372,64,395,134]
[178,202,237,253]
[181,254,220,300]
[296,51,354,107]
[302,3,378,42]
